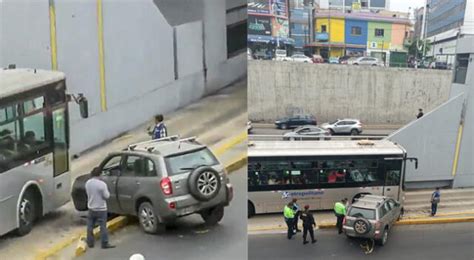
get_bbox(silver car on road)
[72,136,233,234]
[321,119,363,135]
[343,195,402,246]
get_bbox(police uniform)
[300,209,316,244]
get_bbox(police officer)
[300,205,317,244]
[334,198,348,234]
[292,198,302,232]
[283,202,295,239]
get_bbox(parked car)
[253,49,272,60]
[343,195,402,246]
[290,54,313,63]
[348,56,383,66]
[275,115,317,129]
[283,125,330,140]
[339,56,352,64]
[329,57,340,64]
[247,48,253,60]
[275,49,291,61]
[312,54,324,63]
[71,136,233,234]
[247,121,253,134]
[320,119,362,135]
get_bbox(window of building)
[351,26,362,36]
[226,21,247,58]
[453,53,470,84]
[321,25,327,33]
[375,28,384,37]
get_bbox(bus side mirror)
[77,95,88,119]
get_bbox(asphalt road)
[249,126,396,137]
[78,167,247,260]
[249,223,474,260]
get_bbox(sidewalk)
[0,80,246,260]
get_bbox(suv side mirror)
[78,95,89,119]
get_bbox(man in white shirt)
[85,168,115,249]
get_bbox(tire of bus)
[16,190,38,236]
[248,201,255,218]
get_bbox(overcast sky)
[390,0,426,12]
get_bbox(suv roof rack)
[128,136,200,152]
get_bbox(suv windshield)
[349,207,376,220]
[165,148,219,175]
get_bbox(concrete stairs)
[404,188,474,213]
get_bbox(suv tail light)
[375,221,382,234]
[160,177,173,195]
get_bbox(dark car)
[274,115,317,129]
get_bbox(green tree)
[409,39,431,60]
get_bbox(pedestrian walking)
[283,202,296,239]
[149,114,167,140]
[334,198,348,234]
[300,205,317,244]
[85,168,115,249]
[292,198,302,233]
[431,187,441,216]
[417,108,424,119]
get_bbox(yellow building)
[315,17,345,58]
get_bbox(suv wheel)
[350,129,359,135]
[353,218,371,235]
[281,124,288,130]
[248,201,255,218]
[377,228,389,246]
[200,206,224,225]
[138,202,166,234]
[16,191,36,236]
[329,129,335,135]
[188,166,222,201]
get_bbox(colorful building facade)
[308,12,411,63]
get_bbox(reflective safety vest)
[334,202,346,215]
[284,205,295,219]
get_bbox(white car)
[348,56,383,66]
[320,119,363,135]
[275,49,291,61]
[290,54,313,63]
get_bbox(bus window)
[23,96,45,114]
[384,160,402,186]
[319,160,347,185]
[289,160,318,185]
[248,161,289,187]
[346,159,380,185]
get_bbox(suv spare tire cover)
[188,166,222,202]
[353,218,371,235]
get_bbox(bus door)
[382,158,403,201]
[51,107,70,207]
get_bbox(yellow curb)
[225,152,248,174]
[213,131,247,156]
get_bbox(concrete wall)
[1,0,245,154]
[248,61,452,124]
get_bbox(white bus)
[0,68,88,236]
[247,140,417,217]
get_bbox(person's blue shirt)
[152,122,167,140]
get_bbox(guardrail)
[248,134,386,141]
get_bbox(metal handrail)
[248,134,387,141]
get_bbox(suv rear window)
[165,148,219,176]
[349,207,376,220]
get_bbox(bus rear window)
[349,207,375,220]
[165,148,218,176]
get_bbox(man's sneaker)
[303,241,309,245]
[101,244,116,249]
[312,239,317,244]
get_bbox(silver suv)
[71,136,233,234]
[321,119,362,135]
[343,195,402,246]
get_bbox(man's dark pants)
[87,210,109,247]
[303,226,315,242]
[431,203,438,216]
[285,218,294,239]
[336,214,344,234]
[293,211,301,231]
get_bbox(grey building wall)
[389,36,474,188]
[1,0,245,154]
[248,61,452,124]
